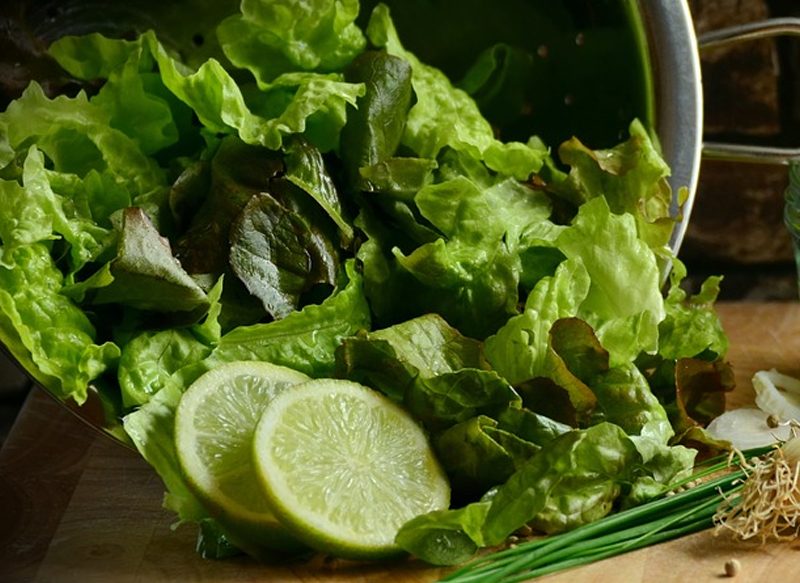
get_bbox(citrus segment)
[174,360,309,552]
[252,379,450,559]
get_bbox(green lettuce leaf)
[624,443,696,507]
[359,157,438,200]
[405,369,520,429]
[336,314,520,427]
[49,33,142,79]
[218,0,365,87]
[496,407,572,445]
[0,147,114,272]
[485,258,591,385]
[49,33,185,155]
[393,239,518,339]
[209,259,369,376]
[52,29,363,154]
[365,4,545,179]
[381,175,550,338]
[659,258,728,360]
[488,422,635,536]
[339,49,413,188]
[417,175,551,249]
[434,415,540,498]
[341,313,485,377]
[118,329,212,408]
[0,82,166,198]
[395,502,490,566]
[0,244,120,404]
[284,137,354,243]
[396,422,640,564]
[144,31,364,152]
[556,197,665,365]
[550,119,677,249]
[123,384,208,522]
[117,277,223,409]
[592,363,672,443]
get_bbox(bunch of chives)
[440,447,770,583]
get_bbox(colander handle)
[698,17,800,165]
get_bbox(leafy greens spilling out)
[0,0,732,566]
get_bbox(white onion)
[705,407,792,450]
[753,369,800,422]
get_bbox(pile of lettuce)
[0,0,733,565]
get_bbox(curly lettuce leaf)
[380,175,550,337]
[0,82,165,197]
[392,238,518,339]
[118,329,212,409]
[0,147,114,272]
[118,278,222,409]
[418,175,551,249]
[659,258,728,360]
[49,33,143,79]
[336,314,520,427]
[218,0,365,87]
[49,33,186,155]
[0,244,120,404]
[397,422,640,564]
[51,28,363,154]
[209,260,369,376]
[557,197,665,365]
[550,119,677,249]
[340,313,486,378]
[485,258,591,385]
[144,31,364,152]
[365,4,545,180]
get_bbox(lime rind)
[252,379,450,559]
[174,360,309,549]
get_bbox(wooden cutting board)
[2,302,800,583]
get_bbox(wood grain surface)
[2,302,800,583]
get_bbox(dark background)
[681,0,800,300]
[1,0,799,446]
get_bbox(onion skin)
[706,407,791,450]
[753,369,800,422]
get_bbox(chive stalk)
[441,448,773,583]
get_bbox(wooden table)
[3,302,800,583]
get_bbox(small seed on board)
[724,558,741,577]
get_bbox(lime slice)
[252,378,450,559]
[174,360,309,554]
